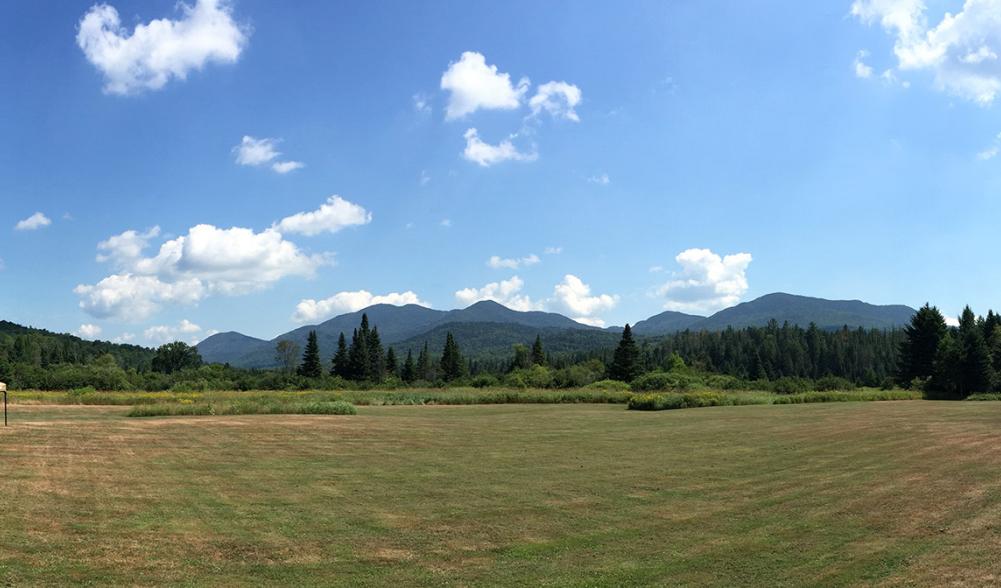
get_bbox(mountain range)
[196,293,918,368]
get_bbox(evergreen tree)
[440,332,464,381]
[402,349,416,384]
[531,335,546,366]
[331,333,349,377]
[298,331,322,378]
[385,347,398,378]
[931,332,962,397]
[958,306,994,396]
[368,327,385,381]
[416,342,431,381]
[897,303,947,385]
[609,324,641,382]
[347,327,370,381]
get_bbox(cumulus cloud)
[233,136,303,174]
[76,0,248,95]
[488,254,540,270]
[15,212,51,231]
[656,248,752,314]
[440,51,529,120]
[854,49,875,78]
[462,128,537,167]
[293,290,430,323]
[851,0,1001,104]
[275,196,372,236]
[144,319,205,345]
[77,223,330,321]
[529,81,582,121]
[551,274,618,327]
[75,324,103,340]
[455,276,543,311]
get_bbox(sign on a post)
[0,382,6,426]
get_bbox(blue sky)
[2,0,1001,344]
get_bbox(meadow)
[2,399,1001,586]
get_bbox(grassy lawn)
[1,401,1000,586]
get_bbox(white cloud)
[946,315,961,327]
[544,246,563,255]
[293,290,430,323]
[529,81,582,121]
[97,226,161,266]
[851,0,1001,104]
[551,274,618,327]
[440,51,529,120]
[15,212,51,231]
[77,223,329,321]
[75,274,205,322]
[234,136,279,166]
[976,131,1001,160]
[455,276,543,311]
[272,161,305,174]
[144,319,204,345]
[656,248,752,314]
[649,265,664,273]
[275,196,372,236]
[76,0,248,95]
[587,173,610,185]
[413,93,431,115]
[854,49,875,78]
[488,254,540,270]
[233,136,303,174]
[75,324,103,340]
[462,128,537,167]
[112,332,135,344]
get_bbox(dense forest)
[0,304,997,397]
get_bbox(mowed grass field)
[1,401,1000,586]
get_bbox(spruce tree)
[440,332,464,381]
[402,349,416,383]
[531,335,546,366]
[609,324,641,382]
[347,327,369,381]
[959,306,994,396]
[897,303,947,386]
[385,347,398,378]
[331,332,349,377]
[298,330,322,378]
[416,342,431,382]
[368,326,385,381]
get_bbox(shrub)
[470,374,499,388]
[770,377,812,395]
[813,376,856,391]
[630,371,699,392]
[585,379,631,392]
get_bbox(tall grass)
[128,400,357,418]
[628,389,922,411]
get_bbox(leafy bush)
[770,377,813,395]
[772,390,921,404]
[470,374,499,388]
[630,371,699,392]
[628,391,770,411]
[584,379,631,392]
[813,376,856,391]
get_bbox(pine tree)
[609,324,641,382]
[931,332,962,397]
[402,349,416,383]
[368,326,385,381]
[385,347,398,378]
[331,332,349,377]
[958,306,994,396]
[298,330,322,378]
[416,342,431,382]
[531,335,546,366]
[897,303,947,386]
[440,332,464,381]
[347,327,369,381]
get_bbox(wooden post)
[0,382,6,427]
